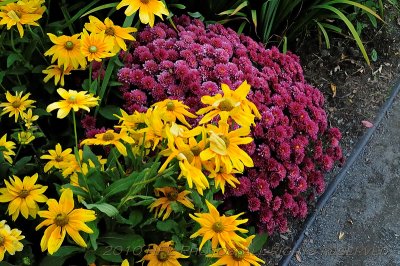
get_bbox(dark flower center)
[140,0,150,3]
[212,221,224,232]
[233,249,245,261]
[157,250,169,262]
[166,189,178,201]
[89,45,98,53]
[102,132,115,141]
[218,99,234,111]
[105,27,115,36]
[12,100,21,108]
[64,41,74,50]
[54,213,69,227]
[55,155,63,162]
[0,234,4,246]
[190,145,202,156]
[19,189,29,198]
[166,101,175,111]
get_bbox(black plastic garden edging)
[279,77,400,266]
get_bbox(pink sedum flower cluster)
[116,15,343,234]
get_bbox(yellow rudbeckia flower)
[139,241,188,265]
[84,16,137,53]
[80,29,115,62]
[80,129,135,156]
[0,221,24,261]
[0,2,43,37]
[197,80,261,127]
[116,0,169,27]
[149,187,194,220]
[0,174,48,221]
[40,143,75,173]
[208,235,265,266]
[45,33,87,70]
[42,65,73,86]
[0,134,16,164]
[0,91,35,123]
[46,88,99,119]
[200,120,254,173]
[36,188,96,254]
[190,200,248,251]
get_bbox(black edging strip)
[279,78,400,266]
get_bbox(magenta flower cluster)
[116,16,343,234]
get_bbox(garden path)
[288,94,400,266]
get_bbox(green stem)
[72,111,78,150]
[89,61,93,92]
[14,145,22,162]
[117,175,159,210]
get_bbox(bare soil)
[264,4,400,265]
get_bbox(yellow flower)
[152,99,197,127]
[40,143,75,172]
[208,166,240,194]
[0,221,24,261]
[80,129,135,156]
[208,235,265,266]
[139,241,188,265]
[80,29,115,62]
[149,187,194,220]
[84,16,137,53]
[0,2,42,37]
[46,88,99,119]
[17,131,35,145]
[21,108,39,129]
[42,65,73,86]
[0,174,48,221]
[197,81,261,127]
[139,107,166,150]
[121,259,129,266]
[159,125,210,195]
[114,109,145,132]
[200,120,254,173]
[0,91,35,123]
[0,134,16,164]
[44,33,87,70]
[36,188,96,254]
[189,200,248,251]
[116,0,169,27]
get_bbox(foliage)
[170,0,382,65]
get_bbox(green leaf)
[82,145,100,166]
[371,49,378,62]
[87,220,99,250]
[7,53,20,68]
[313,4,370,65]
[62,184,89,198]
[80,2,119,18]
[100,232,145,251]
[316,21,331,49]
[187,12,203,19]
[156,220,179,233]
[12,156,32,174]
[95,246,122,263]
[84,250,96,264]
[52,246,84,257]
[249,233,268,253]
[153,175,176,188]
[103,174,138,198]
[126,195,155,207]
[99,105,121,120]
[82,201,119,217]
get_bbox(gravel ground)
[288,94,400,266]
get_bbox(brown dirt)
[263,3,400,265]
